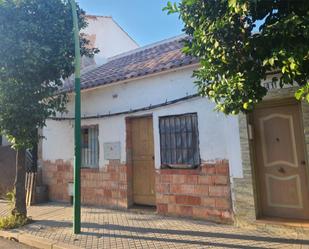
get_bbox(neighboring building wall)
[84,16,139,66]
[42,67,242,222]
[0,146,16,197]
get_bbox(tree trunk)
[12,148,27,217]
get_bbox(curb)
[0,230,81,249]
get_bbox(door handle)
[301,160,306,165]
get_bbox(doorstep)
[256,217,309,229]
[128,204,156,214]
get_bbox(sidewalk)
[0,200,308,249]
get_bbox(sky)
[77,0,183,47]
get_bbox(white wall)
[43,67,243,177]
[84,16,139,65]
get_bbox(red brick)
[156,184,170,194]
[168,195,176,203]
[161,174,173,183]
[167,204,177,214]
[198,175,213,185]
[216,165,229,175]
[181,185,195,195]
[192,207,209,219]
[171,184,194,195]
[194,185,208,196]
[201,165,216,174]
[120,190,127,198]
[175,195,201,205]
[209,186,230,197]
[172,175,186,184]
[157,203,168,214]
[119,173,127,182]
[215,198,231,209]
[185,175,198,184]
[177,205,193,216]
[213,175,228,185]
[207,209,221,218]
[104,189,112,198]
[201,197,216,208]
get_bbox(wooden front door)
[253,101,309,220]
[131,116,156,206]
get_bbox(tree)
[0,0,98,217]
[164,0,309,114]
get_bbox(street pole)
[70,0,81,234]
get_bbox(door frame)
[249,98,309,219]
[125,114,156,207]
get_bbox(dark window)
[81,126,99,168]
[159,113,200,168]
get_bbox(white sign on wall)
[104,142,121,160]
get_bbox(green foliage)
[1,190,31,230]
[0,214,31,230]
[164,0,309,114]
[0,0,98,149]
[6,190,15,209]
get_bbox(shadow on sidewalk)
[26,219,308,247]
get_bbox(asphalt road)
[0,237,35,249]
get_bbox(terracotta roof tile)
[63,36,198,92]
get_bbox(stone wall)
[156,160,233,223]
[42,160,129,208]
[0,146,16,197]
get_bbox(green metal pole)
[70,0,81,234]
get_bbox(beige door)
[131,116,156,206]
[253,102,309,220]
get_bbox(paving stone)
[0,200,308,249]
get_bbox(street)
[0,237,34,249]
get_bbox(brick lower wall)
[156,160,233,223]
[42,160,129,208]
[42,159,233,223]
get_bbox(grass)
[0,191,32,230]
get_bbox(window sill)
[159,167,201,175]
[81,167,100,173]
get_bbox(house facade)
[42,36,242,223]
[42,35,309,232]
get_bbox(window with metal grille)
[81,126,99,168]
[159,113,200,168]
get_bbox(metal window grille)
[81,126,99,168]
[159,113,200,168]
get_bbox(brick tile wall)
[42,160,129,208]
[156,160,233,223]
